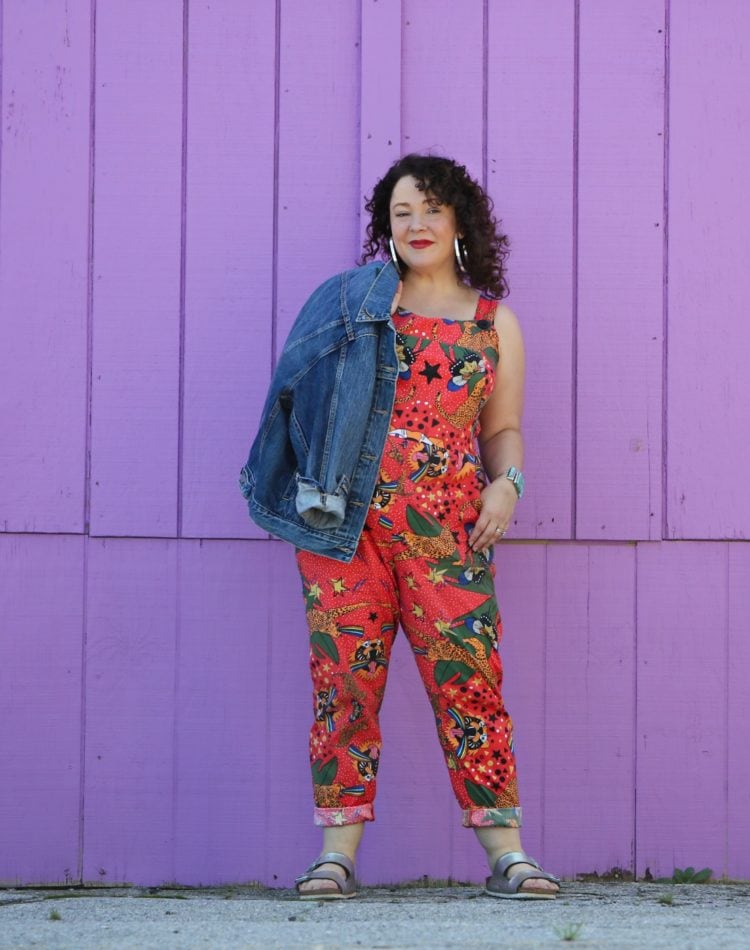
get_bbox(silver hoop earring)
[388,237,402,275]
[454,236,469,274]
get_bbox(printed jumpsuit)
[295,295,521,829]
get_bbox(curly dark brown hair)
[360,154,510,298]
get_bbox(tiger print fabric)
[296,295,521,829]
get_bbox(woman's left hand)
[468,478,518,554]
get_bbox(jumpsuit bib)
[296,294,521,829]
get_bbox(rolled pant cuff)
[314,803,375,827]
[462,806,522,828]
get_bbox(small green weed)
[652,866,713,884]
[554,922,584,942]
[48,909,62,921]
[658,893,674,905]
[672,866,712,884]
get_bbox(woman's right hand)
[390,281,403,315]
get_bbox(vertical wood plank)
[0,4,90,533]
[487,1,575,540]
[0,535,84,885]
[89,4,183,537]
[545,544,636,877]
[181,4,275,540]
[275,0,361,346]
[636,542,727,878]
[359,0,402,247]
[173,541,270,884]
[666,1,750,539]
[83,538,178,885]
[576,1,665,541]
[727,543,750,879]
[265,543,321,886]
[401,0,483,175]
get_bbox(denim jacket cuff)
[295,475,349,529]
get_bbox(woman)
[241,154,559,900]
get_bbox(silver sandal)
[295,851,357,900]
[485,850,560,900]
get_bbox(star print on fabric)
[298,298,522,825]
[418,361,442,383]
[426,566,448,585]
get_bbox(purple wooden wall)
[1,0,749,887]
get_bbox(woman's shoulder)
[490,299,521,329]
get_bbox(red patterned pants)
[295,506,522,829]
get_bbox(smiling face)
[389,175,460,275]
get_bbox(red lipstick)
[409,240,433,249]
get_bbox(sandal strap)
[316,851,355,878]
[506,867,561,889]
[493,850,541,878]
[295,851,355,885]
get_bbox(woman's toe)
[515,864,560,894]
[298,863,347,895]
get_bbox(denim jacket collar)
[354,260,399,322]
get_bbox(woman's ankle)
[473,826,523,869]
[320,820,365,862]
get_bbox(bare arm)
[468,302,526,553]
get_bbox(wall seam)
[171,542,182,885]
[78,0,98,885]
[171,0,190,883]
[723,541,730,877]
[632,542,639,878]
[482,0,488,190]
[12,531,749,547]
[399,0,405,153]
[0,0,4,300]
[270,0,281,370]
[571,0,580,541]
[265,0,282,883]
[78,539,90,884]
[541,543,549,859]
[176,0,189,539]
[83,0,97,536]
[661,0,671,541]
[356,0,363,258]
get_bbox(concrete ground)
[1,880,749,949]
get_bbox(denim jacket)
[239,260,401,562]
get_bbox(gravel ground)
[1,881,749,949]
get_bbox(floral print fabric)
[296,296,522,829]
